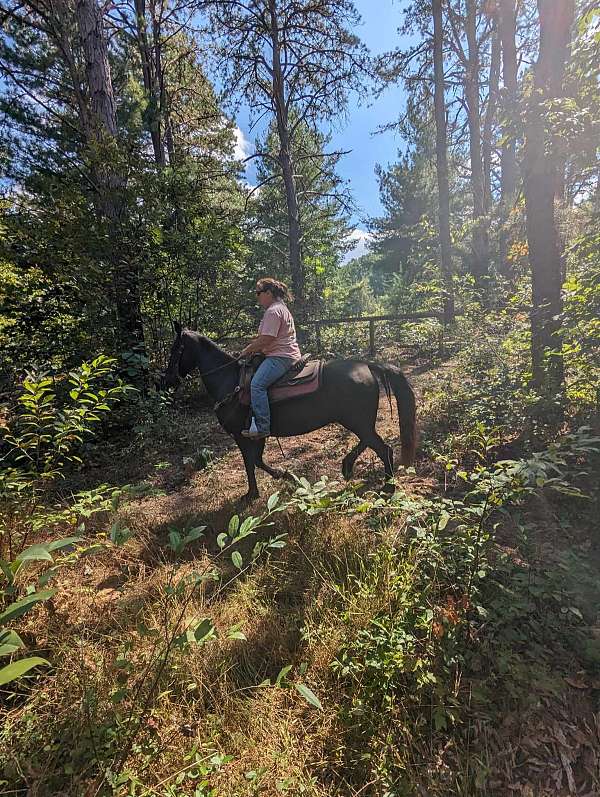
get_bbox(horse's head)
[160,320,196,389]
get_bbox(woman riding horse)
[162,314,417,502]
[239,278,300,440]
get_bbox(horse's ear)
[173,320,182,336]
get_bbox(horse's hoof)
[240,491,259,505]
[382,480,395,495]
[341,459,353,480]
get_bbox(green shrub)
[0,356,133,686]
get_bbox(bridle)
[164,334,186,385]
[165,333,240,385]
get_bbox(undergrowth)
[1,321,599,796]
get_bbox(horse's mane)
[185,331,235,362]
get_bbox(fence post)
[369,318,375,356]
[437,314,445,357]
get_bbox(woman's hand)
[240,334,276,357]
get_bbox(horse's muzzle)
[158,371,181,391]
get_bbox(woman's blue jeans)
[250,356,295,433]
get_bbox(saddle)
[238,354,322,406]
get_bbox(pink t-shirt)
[258,300,301,359]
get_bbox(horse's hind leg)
[342,441,367,480]
[365,433,394,491]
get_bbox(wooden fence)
[217,311,445,357]
[302,311,444,356]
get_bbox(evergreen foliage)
[0,2,599,794]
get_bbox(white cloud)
[234,125,252,161]
[342,228,372,264]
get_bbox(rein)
[213,386,242,412]
[200,359,239,378]
[176,338,288,462]
[170,333,239,382]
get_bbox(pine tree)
[207,0,370,325]
[523,0,575,411]
[370,111,438,287]
[247,119,352,319]
[0,1,245,370]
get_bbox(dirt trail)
[119,356,441,534]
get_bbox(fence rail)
[302,311,444,355]
[217,311,445,356]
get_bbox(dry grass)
[4,353,599,796]
[1,361,427,796]
[3,512,383,795]
[0,352,476,797]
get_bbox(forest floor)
[2,348,600,796]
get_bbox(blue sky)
[232,0,413,256]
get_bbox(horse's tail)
[367,363,417,466]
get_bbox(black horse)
[162,321,416,502]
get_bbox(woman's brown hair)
[256,277,293,302]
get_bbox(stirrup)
[242,429,270,440]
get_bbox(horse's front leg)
[236,438,260,503]
[255,439,292,482]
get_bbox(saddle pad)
[238,360,322,406]
[270,359,322,404]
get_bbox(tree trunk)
[483,20,500,215]
[498,0,518,278]
[76,0,117,139]
[523,0,574,408]
[433,0,455,324]
[134,0,165,166]
[76,0,145,350]
[268,0,305,326]
[153,1,176,166]
[465,0,488,285]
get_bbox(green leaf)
[110,524,132,547]
[295,683,322,710]
[16,545,53,564]
[0,656,50,686]
[0,630,24,657]
[0,559,14,585]
[231,551,243,570]
[432,707,447,731]
[193,618,214,643]
[46,536,81,553]
[228,630,247,641]
[268,539,286,549]
[267,492,280,511]
[438,511,450,531]
[38,566,60,588]
[136,623,158,638]
[0,590,56,625]
[238,516,258,538]
[169,530,182,551]
[216,533,228,549]
[275,664,292,686]
[228,515,240,535]
[183,526,206,545]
